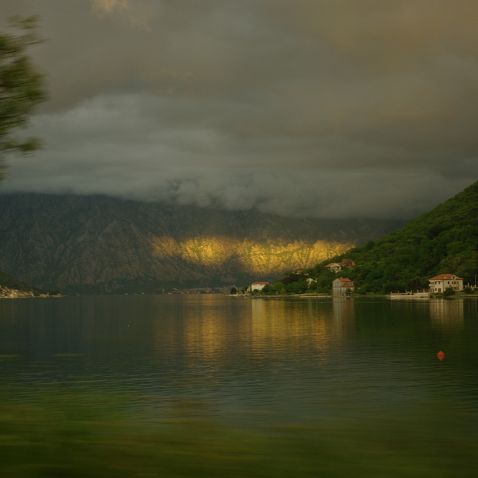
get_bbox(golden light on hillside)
[181,237,232,267]
[151,235,352,276]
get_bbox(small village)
[245,258,477,299]
[0,285,57,299]
[0,285,39,299]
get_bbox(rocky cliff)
[0,193,402,293]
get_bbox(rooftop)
[429,274,463,281]
[335,277,353,283]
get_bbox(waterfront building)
[249,281,271,292]
[332,277,355,296]
[428,274,464,293]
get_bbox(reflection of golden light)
[332,298,356,341]
[158,296,358,365]
[180,296,239,360]
[184,316,224,358]
[249,299,333,359]
[176,295,243,362]
[151,235,352,275]
[429,299,464,329]
[332,298,355,321]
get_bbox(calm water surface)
[0,295,477,477]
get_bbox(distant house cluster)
[246,268,468,298]
[325,258,356,273]
[326,259,356,296]
[428,274,464,293]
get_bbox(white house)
[306,277,317,288]
[428,274,464,293]
[325,259,356,273]
[249,281,270,292]
[325,262,342,273]
[332,277,354,296]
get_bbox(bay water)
[0,295,477,477]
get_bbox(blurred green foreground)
[1,388,477,478]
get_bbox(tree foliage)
[0,17,45,160]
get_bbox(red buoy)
[436,351,446,361]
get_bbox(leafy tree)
[285,279,308,294]
[262,282,286,295]
[443,287,455,298]
[0,17,45,170]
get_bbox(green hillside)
[270,181,478,294]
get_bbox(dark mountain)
[276,180,478,293]
[0,193,402,293]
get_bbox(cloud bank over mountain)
[2,0,478,218]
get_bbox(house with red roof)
[332,277,355,296]
[428,274,463,293]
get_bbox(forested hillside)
[271,180,478,294]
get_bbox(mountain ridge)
[0,193,402,293]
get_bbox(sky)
[1,0,477,219]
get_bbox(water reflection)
[1,296,478,477]
[179,295,246,361]
[1,296,475,368]
[169,297,341,364]
[429,299,464,329]
[250,299,331,353]
[332,297,356,340]
[0,297,160,360]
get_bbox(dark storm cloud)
[1,0,477,218]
